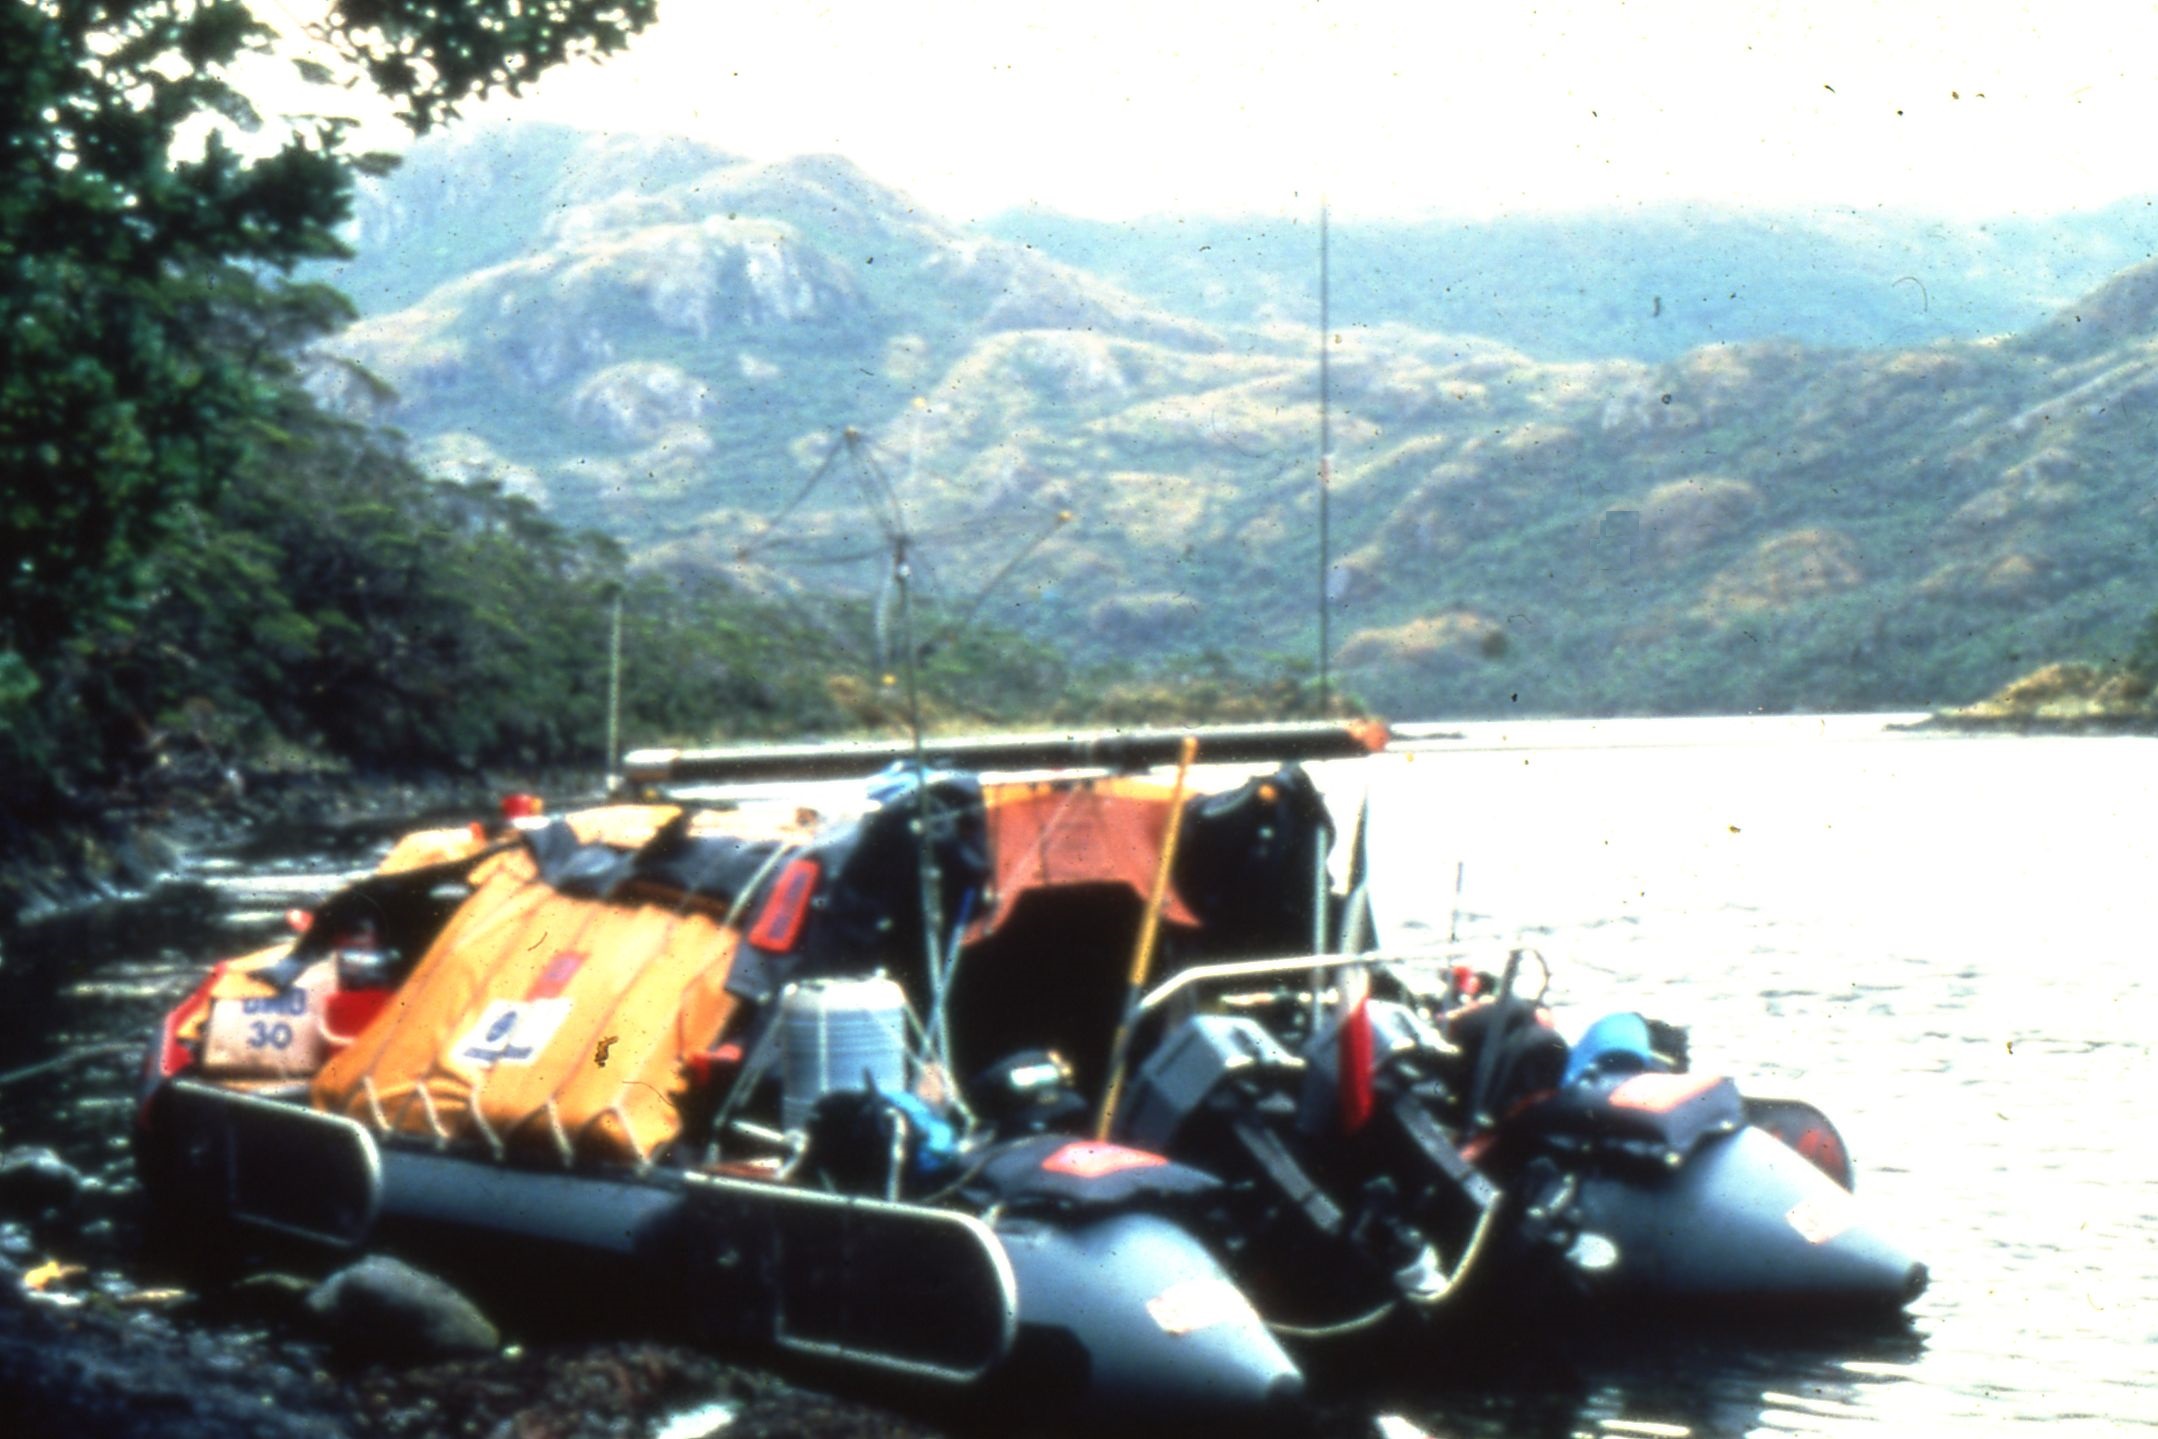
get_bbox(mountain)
[986,203,2158,363]
[320,126,1217,543]
[313,124,2158,719]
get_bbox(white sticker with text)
[456,999,571,1068]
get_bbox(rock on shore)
[1928,661,2158,731]
[2,1273,957,1439]
[0,1142,954,1439]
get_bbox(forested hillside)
[316,125,2158,720]
[0,7,1133,862]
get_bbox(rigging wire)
[741,421,1071,669]
[844,429,910,544]
[921,506,1073,652]
[731,430,850,562]
[752,573,876,667]
[1317,199,1334,713]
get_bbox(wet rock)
[73,1216,119,1252]
[348,1340,954,1439]
[0,1281,353,1438]
[305,1255,499,1361]
[0,1146,86,1223]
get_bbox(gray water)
[1359,715,2158,1439]
[4,716,2153,1437]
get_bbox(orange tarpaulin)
[311,847,739,1165]
[969,777,1198,940]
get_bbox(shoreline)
[1899,711,2158,736]
[0,762,607,935]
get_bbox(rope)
[1265,1296,1399,1340]
[466,1066,506,1160]
[1401,1195,1504,1311]
[360,1076,390,1133]
[412,1084,449,1149]
[720,844,794,929]
[605,1099,651,1172]
[544,1099,574,1167]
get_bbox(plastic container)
[779,976,910,1130]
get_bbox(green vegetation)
[0,5,656,677]
[4,2,344,683]
[1930,594,2158,731]
[0,1,805,827]
[0,5,1314,849]
[306,130,2158,725]
[15,2,2158,862]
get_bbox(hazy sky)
[287,1,2158,224]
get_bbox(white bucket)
[779,975,910,1130]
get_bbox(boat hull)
[1570,1126,1927,1312]
[138,1078,1302,1425]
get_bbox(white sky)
[276,0,2158,224]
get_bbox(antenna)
[849,417,955,1086]
[1317,200,1333,714]
[735,417,1093,1088]
[604,584,623,792]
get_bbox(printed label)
[1145,1276,1257,1336]
[201,960,334,1076]
[1784,1191,1855,1246]
[239,989,311,1017]
[456,998,572,1068]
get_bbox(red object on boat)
[1040,1141,1168,1178]
[747,858,821,952]
[322,988,391,1047]
[1338,966,1375,1134]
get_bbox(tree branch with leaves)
[0,0,656,677]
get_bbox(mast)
[891,414,953,1083]
[604,585,623,792]
[1317,201,1333,713]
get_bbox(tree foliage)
[314,1,659,132]
[4,3,315,668]
[6,259,1081,801]
[0,1,655,676]
[0,2,1330,846]
[0,0,660,810]
[2124,607,2158,686]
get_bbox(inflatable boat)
[136,720,1925,1423]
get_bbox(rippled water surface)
[4,716,2154,1437]
[1360,715,2158,1438]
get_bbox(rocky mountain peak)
[318,126,2158,718]
[2031,255,2158,358]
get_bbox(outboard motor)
[1116,1008,1500,1328]
[968,1048,1088,1138]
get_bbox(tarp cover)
[310,842,740,1165]
[967,777,1199,940]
